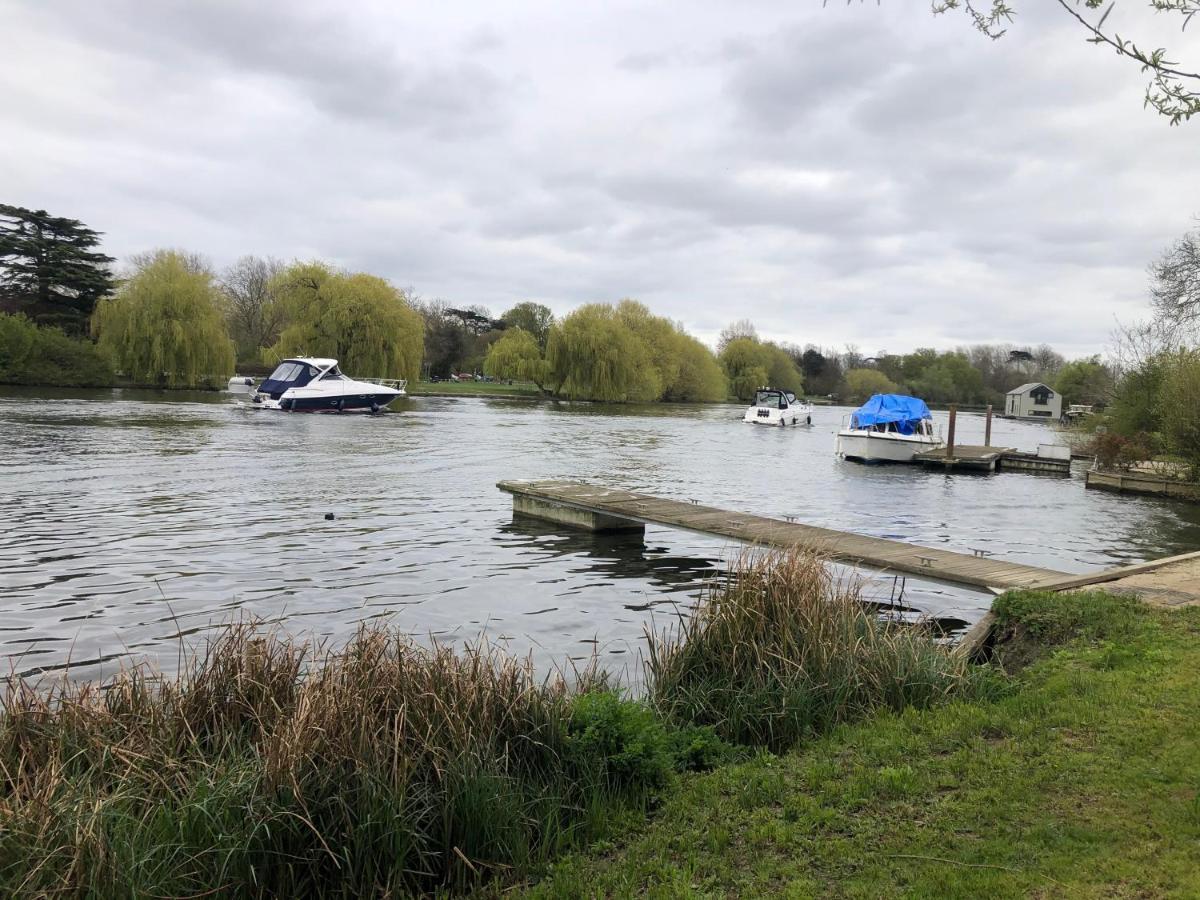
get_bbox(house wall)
[1009,388,1062,419]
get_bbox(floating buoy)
[325,513,335,520]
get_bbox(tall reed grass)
[0,548,975,895]
[646,547,975,750]
[0,626,703,897]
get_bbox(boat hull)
[836,429,941,463]
[252,386,403,413]
[743,405,814,426]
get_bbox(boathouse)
[1004,382,1062,419]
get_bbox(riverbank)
[3,570,1196,896]
[513,590,1200,897]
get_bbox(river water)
[3,386,1199,681]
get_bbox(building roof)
[1006,382,1053,395]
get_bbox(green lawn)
[409,380,544,398]
[507,592,1200,898]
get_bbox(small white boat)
[743,387,813,427]
[250,357,406,413]
[226,376,256,394]
[836,394,941,463]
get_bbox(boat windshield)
[320,366,344,381]
[260,361,322,394]
[754,390,786,409]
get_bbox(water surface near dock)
[3,386,1199,680]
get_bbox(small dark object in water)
[325,513,335,520]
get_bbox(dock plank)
[499,480,1070,591]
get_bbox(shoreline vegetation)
[4,550,1196,897]
[0,550,971,897]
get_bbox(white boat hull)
[743,403,813,426]
[836,429,941,463]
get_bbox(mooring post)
[985,404,993,447]
[946,405,957,459]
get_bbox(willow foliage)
[545,300,726,403]
[91,250,234,387]
[666,333,727,402]
[483,327,548,387]
[268,263,424,382]
[719,337,802,401]
[546,303,657,402]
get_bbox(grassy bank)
[0,551,971,897]
[516,590,1200,897]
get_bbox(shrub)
[1092,431,1153,471]
[0,312,114,386]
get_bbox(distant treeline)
[0,202,1111,407]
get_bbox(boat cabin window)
[754,390,786,409]
[320,366,344,381]
[262,362,319,388]
[785,392,797,404]
[266,362,303,383]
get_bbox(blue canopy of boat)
[850,394,932,435]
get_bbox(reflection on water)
[2,386,1200,680]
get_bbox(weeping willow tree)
[665,332,727,402]
[483,327,549,388]
[546,303,657,402]
[91,250,234,387]
[268,263,423,382]
[545,299,726,403]
[719,336,802,402]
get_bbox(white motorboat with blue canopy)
[743,387,813,426]
[251,357,406,413]
[836,394,941,462]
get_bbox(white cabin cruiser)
[743,387,813,426]
[836,394,941,463]
[251,358,406,413]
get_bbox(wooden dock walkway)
[913,445,1009,472]
[498,480,1072,591]
[912,446,1072,475]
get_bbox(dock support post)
[985,404,993,447]
[946,405,957,459]
[512,494,645,534]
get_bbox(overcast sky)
[4,1,1199,357]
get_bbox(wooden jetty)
[911,406,1071,475]
[912,446,1071,475]
[498,479,1071,591]
[913,445,1009,472]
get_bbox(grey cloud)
[3,0,1196,357]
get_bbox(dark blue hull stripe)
[288,394,397,412]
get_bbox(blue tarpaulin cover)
[850,394,932,435]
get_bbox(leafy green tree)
[91,250,233,388]
[843,368,898,402]
[664,333,727,402]
[1156,350,1200,473]
[546,303,658,401]
[615,299,682,401]
[0,313,113,386]
[909,353,986,404]
[719,337,770,402]
[483,327,549,388]
[763,344,803,395]
[0,204,115,333]
[269,263,424,383]
[1108,355,1167,437]
[501,301,554,349]
[719,337,802,401]
[1055,356,1114,406]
